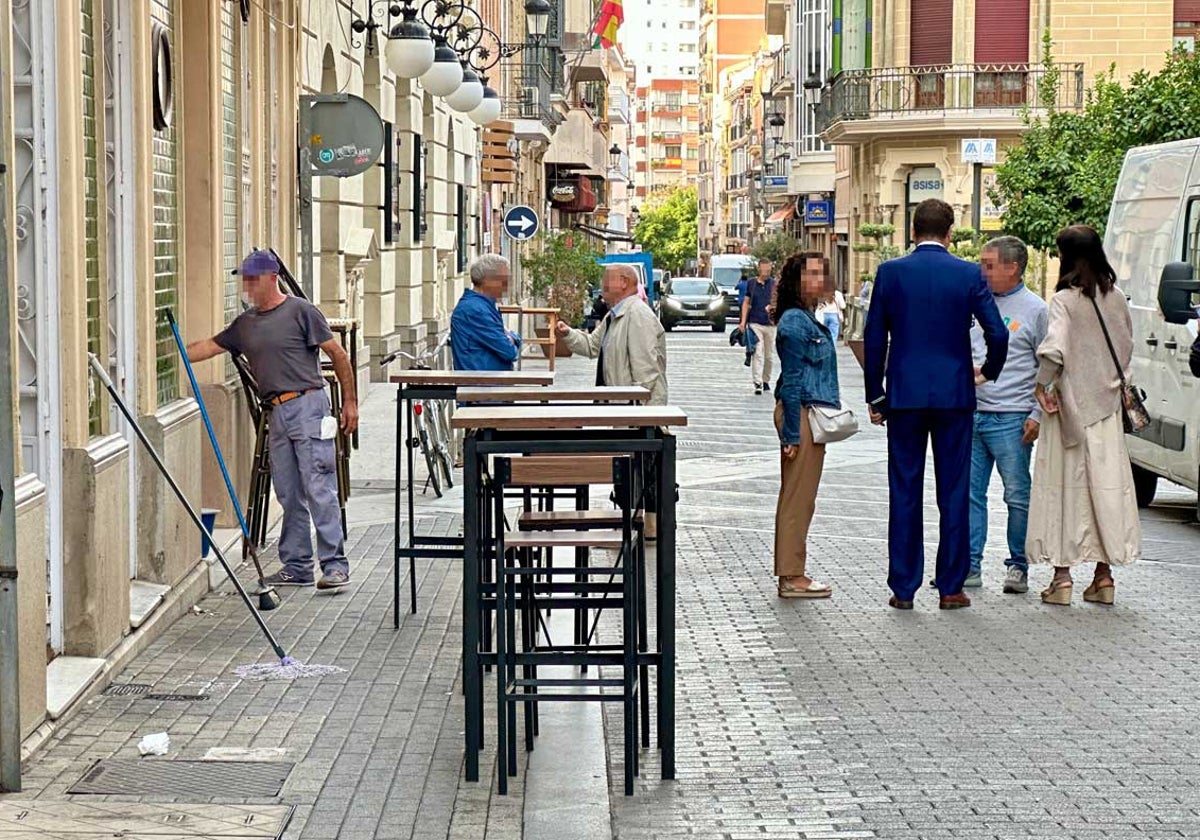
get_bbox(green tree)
[520,231,604,326]
[993,43,1200,249]
[633,186,699,274]
[749,231,804,265]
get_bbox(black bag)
[1090,297,1150,434]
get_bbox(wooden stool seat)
[517,509,643,530]
[504,529,626,551]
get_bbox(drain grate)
[68,759,293,798]
[103,683,151,696]
[144,693,209,702]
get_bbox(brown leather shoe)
[888,596,914,610]
[939,592,971,610]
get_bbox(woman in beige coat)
[1027,225,1142,605]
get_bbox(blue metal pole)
[165,309,251,538]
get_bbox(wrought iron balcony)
[816,63,1085,140]
[500,48,565,129]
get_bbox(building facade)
[813,0,1185,294]
[633,79,702,201]
[0,0,485,746]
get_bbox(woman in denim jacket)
[772,252,841,598]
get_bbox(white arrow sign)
[508,216,534,232]
[502,205,539,241]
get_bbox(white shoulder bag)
[808,403,859,444]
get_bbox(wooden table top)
[454,386,649,404]
[451,404,688,431]
[389,370,555,387]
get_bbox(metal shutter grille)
[910,0,954,66]
[152,0,181,406]
[83,0,104,436]
[221,4,239,380]
[1177,1,1200,21]
[975,0,1030,63]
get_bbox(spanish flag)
[592,0,623,49]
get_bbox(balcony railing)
[726,173,749,191]
[816,63,1085,133]
[768,44,794,94]
[500,52,561,128]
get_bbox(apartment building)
[1,0,485,744]
[699,0,766,256]
[633,79,702,201]
[813,0,1186,293]
[622,0,703,80]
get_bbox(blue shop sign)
[805,199,833,226]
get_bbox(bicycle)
[379,332,455,498]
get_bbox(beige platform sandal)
[1041,577,1073,606]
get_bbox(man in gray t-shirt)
[966,236,1048,595]
[187,249,358,590]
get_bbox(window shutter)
[1176,1,1200,22]
[975,0,1031,64]
[910,0,954,66]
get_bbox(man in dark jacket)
[864,199,1009,610]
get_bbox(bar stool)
[490,455,642,796]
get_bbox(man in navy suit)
[863,199,1009,610]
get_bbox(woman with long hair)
[771,252,840,598]
[1027,225,1142,605]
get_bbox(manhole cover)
[143,693,209,702]
[67,760,293,799]
[103,683,150,696]
[0,801,293,837]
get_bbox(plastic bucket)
[200,508,221,558]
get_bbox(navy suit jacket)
[864,243,1008,411]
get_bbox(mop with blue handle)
[87,353,342,681]
[164,308,280,612]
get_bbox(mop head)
[234,657,346,681]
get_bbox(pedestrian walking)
[186,249,357,589]
[557,264,668,537]
[773,253,840,599]
[815,289,845,343]
[863,199,1009,610]
[450,254,522,371]
[1027,225,1142,606]
[740,258,777,395]
[966,236,1048,594]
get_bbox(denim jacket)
[775,307,841,445]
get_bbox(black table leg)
[408,397,417,614]
[393,384,403,628]
[658,433,677,780]
[463,432,482,783]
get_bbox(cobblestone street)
[5,331,1200,839]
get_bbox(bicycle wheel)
[428,401,455,490]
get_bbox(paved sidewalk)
[4,331,1200,839]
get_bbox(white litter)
[233,659,346,681]
[137,732,170,756]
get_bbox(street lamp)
[803,72,823,109]
[445,62,485,111]
[525,0,552,40]
[385,4,435,78]
[420,34,464,96]
[767,111,785,143]
[609,144,621,167]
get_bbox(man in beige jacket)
[556,264,669,536]
[556,264,668,405]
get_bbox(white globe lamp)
[420,38,463,96]
[446,64,484,112]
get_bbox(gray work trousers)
[269,389,348,578]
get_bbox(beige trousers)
[773,403,826,577]
[750,324,776,386]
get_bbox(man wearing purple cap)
[187,249,357,590]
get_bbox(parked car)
[657,277,728,332]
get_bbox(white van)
[1104,138,1200,508]
[709,254,756,320]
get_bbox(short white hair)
[469,254,510,285]
[606,264,638,285]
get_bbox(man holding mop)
[187,250,357,590]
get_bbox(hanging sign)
[306,94,386,178]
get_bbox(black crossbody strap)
[1089,295,1127,387]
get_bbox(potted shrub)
[521,231,604,357]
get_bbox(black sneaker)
[263,570,314,587]
[754,385,763,395]
[316,570,350,590]
[762,382,771,393]
[744,354,752,367]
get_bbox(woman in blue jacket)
[772,252,841,599]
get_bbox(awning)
[574,222,635,243]
[767,203,797,223]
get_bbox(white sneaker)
[1003,567,1029,594]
